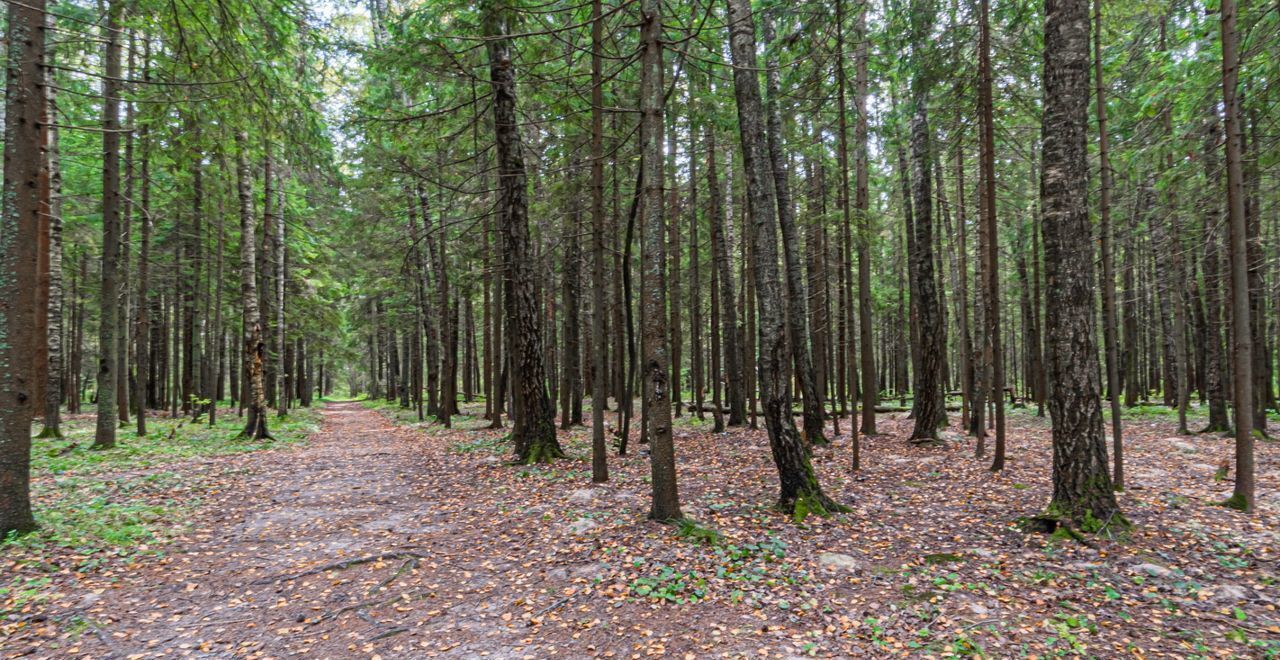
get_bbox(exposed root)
[253,550,429,585]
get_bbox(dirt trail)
[63,401,612,659]
[17,401,1280,658]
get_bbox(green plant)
[674,518,722,545]
[629,566,706,604]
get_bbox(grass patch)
[7,471,190,557]
[450,434,508,454]
[3,404,323,618]
[674,517,723,545]
[32,404,321,476]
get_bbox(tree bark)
[484,0,562,463]
[907,88,946,443]
[705,127,745,426]
[560,180,583,429]
[0,0,46,535]
[1041,0,1122,527]
[763,10,825,446]
[1199,121,1231,434]
[589,0,609,482]
[1093,0,1124,486]
[726,0,841,518]
[854,2,876,439]
[1220,0,1253,512]
[978,0,1006,469]
[38,19,63,439]
[236,133,271,441]
[93,0,123,450]
[639,0,681,520]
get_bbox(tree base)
[807,432,830,447]
[34,426,63,439]
[517,440,566,465]
[1029,501,1130,541]
[1219,493,1250,511]
[779,489,850,523]
[0,520,38,537]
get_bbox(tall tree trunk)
[118,40,134,426]
[706,127,745,426]
[834,0,852,428]
[639,0,680,520]
[485,0,562,462]
[710,240,725,433]
[71,257,85,414]
[689,107,705,424]
[275,166,287,415]
[1199,121,1231,434]
[93,0,123,450]
[418,185,439,415]
[1094,0,1124,485]
[668,121,683,421]
[763,10,825,445]
[1041,0,1122,527]
[726,0,842,517]
[39,21,64,438]
[236,133,270,440]
[589,0,609,482]
[1156,19,1190,436]
[0,0,46,535]
[259,151,277,413]
[978,0,1006,468]
[953,141,971,435]
[907,83,946,443]
[855,2,876,438]
[209,184,224,425]
[1220,0,1253,512]
[434,184,457,424]
[1242,112,1267,436]
[134,45,151,434]
[560,185,583,429]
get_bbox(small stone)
[1132,563,1175,578]
[568,488,597,504]
[570,561,608,579]
[1212,584,1251,603]
[1260,494,1280,512]
[816,552,863,573]
[565,518,599,535]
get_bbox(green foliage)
[31,406,320,476]
[674,518,723,545]
[6,472,186,557]
[629,565,706,604]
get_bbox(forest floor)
[3,399,1279,658]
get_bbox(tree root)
[367,557,418,596]
[253,550,429,585]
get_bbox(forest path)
[32,400,1280,659]
[68,401,603,659]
